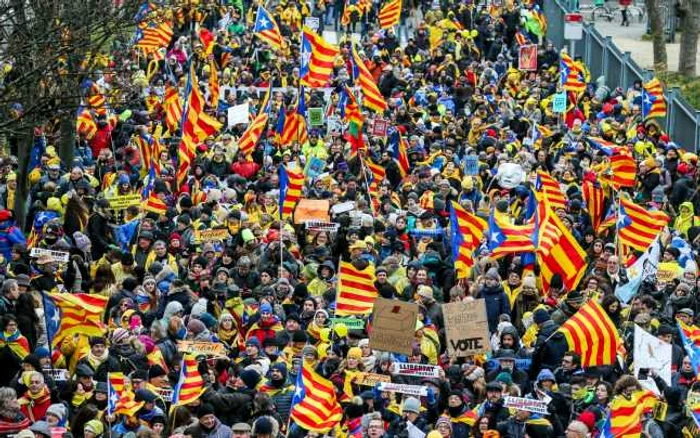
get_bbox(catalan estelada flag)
[134,133,162,177]
[606,148,637,189]
[450,201,487,278]
[600,391,657,438]
[642,77,667,119]
[279,165,304,221]
[535,170,567,212]
[378,0,402,29]
[107,372,126,415]
[171,353,205,407]
[76,107,97,139]
[677,319,700,374]
[617,195,669,253]
[238,87,272,156]
[301,27,339,88]
[387,127,410,177]
[586,136,621,156]
[558,299,621,367]
[281,90,308,146]
[582,179,605,232]
[560,52,585,93]
[164,85,183,134]
[42,292,107,348]
[336,261,377,316]
[350,44,387,113]
[0,330,29,360]
[290,361,343,433]
[144,193,168,215]
[486,210,536,259]
[135,22,173,54]
[254,5,284,50]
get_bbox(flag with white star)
[253,5,283,50]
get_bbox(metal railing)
[545,0,700,151]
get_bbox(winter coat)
[478,284,511,332]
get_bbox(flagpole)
[40,292,55,372]
[359,155,376,216]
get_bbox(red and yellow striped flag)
[301,27,339,88]
[351,44,387,113]
[617,195,669,253]
[144,193,168,215]
[164,85,183,134]
[558,299,621,367]
[336,262,377,316]
[605,390,657,438]
[76,108,97,139]
[172,353,205,407]
[600,147,637,190]
[114,389,144,417]
[290,361,343,433]
[198,28,215,56]
[378,0,402,29]
[44,293,107,347]
[643,77,667,118]
[238,87,271,156]
[582,179,605,232]
[208,60,219,110]
[136,22,173,55]
[450,201,487,278]
[535,170,567,212]
[279,166,304,221]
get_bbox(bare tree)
[645,0,668,72]
[677,0,700,76]
[0,0,141,228]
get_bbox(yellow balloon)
[334,323,348,338]
[320,328,331,343]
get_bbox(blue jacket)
[0,220,25,261]
[479,284,511,332]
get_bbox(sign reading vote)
[442,299,491,357]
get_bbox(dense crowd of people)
[1,0,699,437]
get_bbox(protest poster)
[330,317,365,330]
[308,107,324,126]
[355,372,391,387]
[634,324,672,394]
[655,262,679,282]
[193,228,229,244]
[503,397,549,415]
[391,362,441,378]
[178,340,227,357]
[305,156,326,180]
[30,248,70,264]
[442,299,491,357]
[106,194,141,210]
[294,199,331,224]
[464,156,479,176]
[155,388,174,402]
[377,382,427,397]
[304,17,320,32]
[326,115,342,136]
[552,92,568,113]
[518,44,538,71]
[369,298,418,355]
[227,103,249,127]
[46,368,70,381]
[371,118,388,137]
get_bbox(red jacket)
[231,161,260,180]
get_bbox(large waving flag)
[164,85,183,134]
[42,293,108,347]
[336,261,378,316]
[114,388,144,417]
[281,90,308,146]
[238,86,272,156]
[486,211,536,259]
[172,353,205,407]
[253,5,283,50]
[301,27,340,87]
[0,330,29,360]
[678,319,700,374]
[600,391,657,438]
[350,44,387,113]
[601,148,637,190]
[378,0,402,29]
[386,127,410,177]
[279,165,304,221]
[582,179,605,232]
[560,52,585,93]
[107,372,126,416]
[642,77,667,119]
[341,85,365,154]
[615,237,660,304]
[535,170,567,212]
[144,193,168,215]
[208,60,219,109]
[290,361,343,433]
[135,22,173,55]
[558,299,621,367]
[134,133,162,177]
[617,196,669,253]
[450,201,487,278]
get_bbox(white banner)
[30,248,69,264]
[634,324,672,394]
[227,103,249,128]
[46,368,70,381]
[391,362,441,378]
[377,382,428,397]
[503,396,550,415]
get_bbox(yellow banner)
[106,194,142,210]
[194,228,229,243]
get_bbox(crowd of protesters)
[1,0,700,437]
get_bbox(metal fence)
[544,0,700,151]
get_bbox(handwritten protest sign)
[30,248,70,264]
[308,107,324,126]
[155,388,174,402]
[178,341,227,357]
[518,44,538,71]
[193,229,229,244]
[391,362,441,378]
[443,299,491,357]
[227,103,249,127]
[330,317,365,330]
[634,324,672,395]
[503,397,549,415]
[655,262,680,282]
[294,199,330,224]
[355,372,391,387]
[552,92,567,113]
[369,298,418,355]
[106,194,141,210]
[377,382,427,397]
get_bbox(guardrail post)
[621,52,631,89]
[667,87,680,136]
[695,111,700,153]
[584,24,592,67]
[602,36,612,81]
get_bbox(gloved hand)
[426,386,436,405]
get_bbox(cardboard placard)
[391,362,441,378]
[178,340,227,357]
[518,44,538,71]
[369,298,418,355]
[377,382,427,397]
[308,107,324,126]
[30,248,70,264]
[294,199,331,224]
[371,118,388,137]
[304,17,320,32]
[655,262,679,282]
[155,388,174,402]
[330,317,365,330]
[503,396,549,415]
[442,299,491,357]
[107,194,142,210]
[355,372,391,387]
[193,228,229,244]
